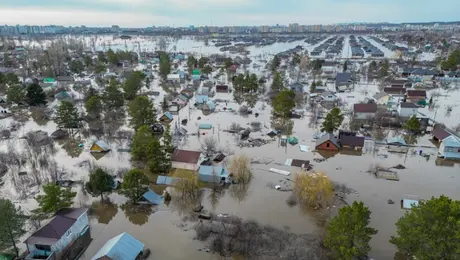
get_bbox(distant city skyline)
[0,0,458,27]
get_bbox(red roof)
[406,90,426,98]
[171,149,202,164]
[354,103,377,113]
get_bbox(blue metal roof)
[94,140,111,151]
[198,166,230,183]
[196,95,209,104]
[163,111,173,120]
[443,136,460,147]
[156,176,182,185]
[206,101,216,110]
[141,189,163,205]
[199,123,212,129]
[92,232,144,260]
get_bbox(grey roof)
[400,102,418,108]
[316,133,340,148]
[57,76,75,82]
[340,135,365,147]
[373,92,389,100]
[336,73,353,84]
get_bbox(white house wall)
[172,162,198,171]
[51,212,89,254]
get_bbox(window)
[35,244,51,251]
[66,229,72,237]
[326,143,330,148]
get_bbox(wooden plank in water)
[269,168,291,176]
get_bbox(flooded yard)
[1,35,459,259]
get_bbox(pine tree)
[123,71,145,100]
[6,84,26,104]
[325,201,378,259]
[271,72,284,92]
[159,52,171,79]
[102,79,124,110]
[131,125,156,162]
[86,168,114,200]
[0,199,26,257]
[128,95,157,131]
[55,101,80,129]
[35,183,77,214]
[404,116,421,133]
[26,83,47,106]
[321,108,344,133]
[272,89,295,117]
[120,169,148,202]
[271,55,281,72]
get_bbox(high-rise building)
[260,25,270,33]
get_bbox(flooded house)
[195,94,209,105]
[315,133,340,151]
[166,74,180,84]
[171,149,202,171]
[56,76,75,86]
[353,103,377,120]
[215,84,229,93]
[90,140,111,153]
[91,232,145,260]
[137,189,163,205]
[24,208,90,260]
[432,126,452,143]
[397,102,419,118]
[339,135,365,150]
[159,111,173,122]
[373,92,390,105]
[406,90,427,103]
[198,165,232,183]
[335,72,354,90]
[55,91,72,102]
[438,135,460,160]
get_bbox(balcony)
[25,250,55,260]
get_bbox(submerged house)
[92,232,144,260]
[315,133,340,151]
[340,135,365,150]
[353,103,377,120]
[55,91,72,102]
[90,140,111,153]
[137,189,163,205]
[25,208,90,260]
[159,111,173,122]
[438,135,460,160]
[198,165,232,183]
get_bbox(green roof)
[192,69,200,75]
[43,78,55,83]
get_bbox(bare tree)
[201,136,218,158]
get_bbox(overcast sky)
[0,0,458,27]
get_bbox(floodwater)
[1,36,459,259]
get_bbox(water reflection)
[207,186,225,211]
[91,200,118,224]
[120,203,154,226]
[168,189,204,216]
[228,181,251,202]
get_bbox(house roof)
[94,140,111,151]
[442,135,460,147]
[386,136,407,146]
[140,189,163,205]
[92,232,144,260]
[198,165,230,177]
[402,199,419,209]
[216,85,228,92]
[406,90,427,98]
[353,103,377,113]
[340,135,365,147]
[315,133,340,148]
[57,76,74,82]
[383,87,405,95]
[336,72,353,83]
[25,208,87,246]
[171,149,202,164]
[399,102,418,108]
[162,111,173,120]
[432,126,452,141]
[196,95,209,103]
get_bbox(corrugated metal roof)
[443,136,460,147]
[94,140,111,151]
[92,232,144,260]
[140,189,163,205]
[196,95,209,104]
[402,199,419,209]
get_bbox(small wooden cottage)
[90,141,111,153]
[315,133,340,151]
